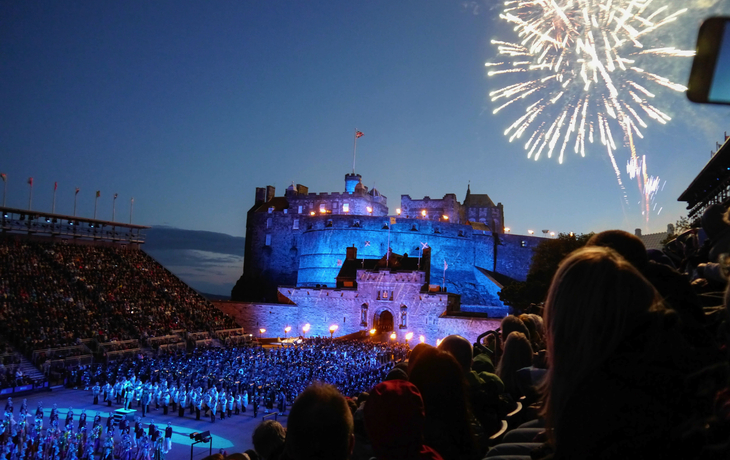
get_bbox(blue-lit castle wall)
[232,177,541,314]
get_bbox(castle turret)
[345,174,362,193]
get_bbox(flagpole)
[442,260,447,292]
[74,188,79,216]
[130,198,134,224]
[1,174,6,207]
[386,224,391,269]
[352,129,357,174]
[28,178,33,210]
[52,183,57,214]
[112,194,117,222]
[94,192,99,219]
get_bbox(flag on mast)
[54,182,57,191]
[75,188,80,195]
[96,190,101,198]
[1,174,7,182]
[356,131,364,138]
[28,177,33,186]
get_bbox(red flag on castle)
[28,177,33,186]
[0,173,6,182]
[356,131,364,138]
[54,182,57,191]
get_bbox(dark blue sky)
[2,0,730,242]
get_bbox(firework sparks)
[488,0,693,216]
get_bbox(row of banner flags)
[0,175,129,200]
[0,173,134,222]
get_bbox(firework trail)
[488,0,693,219]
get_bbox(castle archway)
[374,309,394,333]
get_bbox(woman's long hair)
[541,246,663,444]
[409,348,475,460]
[497,331,533,399]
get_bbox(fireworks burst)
[488,0,693,217]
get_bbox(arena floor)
[12,387,283,459]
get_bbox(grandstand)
[0,207,238,394]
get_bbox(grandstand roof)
[1,206,149,244]
[678,136,730,220]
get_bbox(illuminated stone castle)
[227,174,540,342]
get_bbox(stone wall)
[436,316,502,344]
[400,194,461,222]
[213,300,502,347]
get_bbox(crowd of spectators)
[0,238,237,355]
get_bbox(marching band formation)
[1,338,408,459]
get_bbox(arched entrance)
[374,309,394,332]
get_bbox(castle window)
[382,290,389,301]
[298,205,303,214]
[265,234,272,246]
[360,303,368,327]
[343,203,349,213]
[266,218,272,228]
[293,219,299,230]
[320,204,326,213]
[400,305,407,329]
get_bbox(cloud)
[142,227,245,297]
[144,226,245,256]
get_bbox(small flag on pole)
[54,182,57,191]
[96,190,101,198]
[28,177,33,186]
[114,193,118,199]
[1,173,6,182]
[75,188,80,195]
[355,131,364,138]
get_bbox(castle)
[226,174,541,343]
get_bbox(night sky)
[2,1,730,246]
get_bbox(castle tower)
[345,174,362,193]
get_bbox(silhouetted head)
[437,335,473,373]
[285,383,354,460]
[587,230,648,270]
